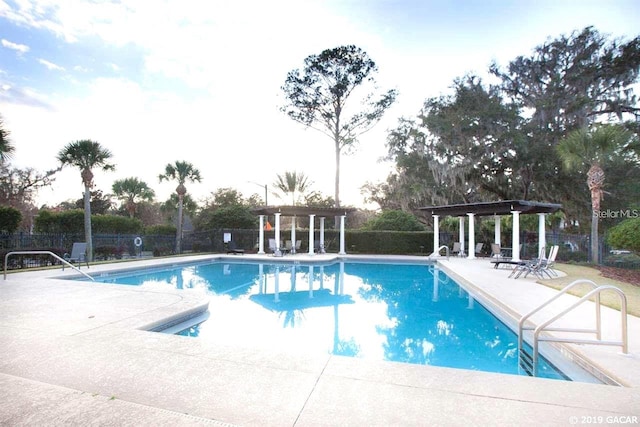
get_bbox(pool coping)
[18,252,637,386]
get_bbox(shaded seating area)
[420,200,561,262]
[252,206,356,256]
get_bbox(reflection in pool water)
[95,260,567,380]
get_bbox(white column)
[458,216,465,256]
[319,217,326,253]
[290,216,297,254]
[494,215,501,245]
[274,212,281,256]
[511,211,521,261]
[308,214,315,255]
[467,213,475,260]
[258,215,265,254]
[538,213,547,259]
[339,215,346,255]
[432,215,440,256]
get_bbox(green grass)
[538,263,640,317]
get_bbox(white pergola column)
[511,211,521,261]
[538,213,547,259]
[319,217,326,253]
[308,214,315,255]
[339,215,346,255]
[274,212,282,256]
[432,215,440,256]
[467,213,475,260]
[290,216,297,254]
[494,214,501,245]
[258,215,265,254]
[458,216,465,256]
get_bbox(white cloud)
[38,58,65,71]
[1,38,29,53]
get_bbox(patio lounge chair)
[475,243,484,257]
[509,246,559,279]
[63,242,89,269]
[226,240,244,255]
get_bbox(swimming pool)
[91,259,573,380]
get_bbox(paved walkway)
[1,254,638,426]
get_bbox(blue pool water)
[92,260,567,380]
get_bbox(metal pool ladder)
[517,279,628,377]
[4,250,95,281]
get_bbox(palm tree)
[556,124,631,263]
[57,140,115,261]
[0,114,15,164]
[112,177,156,218]
[273,171,312,205]
[158,161,201,253]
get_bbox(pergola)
[418,200,562,261]
[251,206,357,256]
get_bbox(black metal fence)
[2,229,637,271]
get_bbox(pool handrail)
[431,245,450,259]
[4,250,95,281]
[517,279,628,376]
[531,285,628,376]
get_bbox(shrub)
[144,224,176,235]
[607,217,640,253]
[361,210,425,231]
[35,210,143,234]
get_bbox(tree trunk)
[334,140,341,228]
[83,184,93,262]
[587,164,605,264]
[176,194,183,254]
[334,140,340,208]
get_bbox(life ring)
[134,236,143,247]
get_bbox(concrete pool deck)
[1,254,639,426]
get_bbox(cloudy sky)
[1,0,639,209]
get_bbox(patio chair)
[269,238,283,256]
[475,243,484,257]
[537,245,560,278]
[490,243,504,259]
[452,242,463,257]
[509,246,558,279]
[63,242,89,269]
[225,240,244,255]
